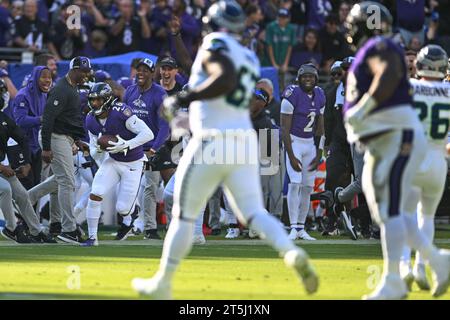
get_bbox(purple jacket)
[13,66,48,155]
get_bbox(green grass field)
[1,228,450,300]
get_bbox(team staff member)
[40,56,91,244]
[124,58,169,240]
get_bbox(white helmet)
[416,45,449,80]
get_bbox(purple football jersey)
[86,102,144,162]
[343,37,413,115]
[282,85,326,138]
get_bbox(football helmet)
[88,82,115,116]
[416,44,449,80]
[344,1,393,49]
[341,56,355,71]
[202,0,246,35]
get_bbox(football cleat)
[132,277,172,300]
[193,233,206,245]
[225,228,240,239]
[284,248,319,294]
[362,274,408,300]
[288,228,298,240]
[431,249,450,298]
[115,223,133,241]
[297,229,316,241]
[80,237,99,247]
[413,263,430,291]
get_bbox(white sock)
[227,211,237,225]
[416,214,434,265]
[380,216,406,276]
[287,183,301,226]
[86,199,102,240]
[157,219,194,283]
[403,214,440,267]
[250,211,296,256]
[298,185,313,227]
[122,214,132,227]
[194,213,203,236]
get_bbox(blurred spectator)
[11,0,23,19]
[337,0,350,33]
[13,66,52,188]
[306,0,332,30]
[12,0,60,60]
[49,1,86,60]
[405,49,417,79]
[396,0,425,48]
[319,13,351,72]
[261,0,278,26]
[147,0,172,55]
[428,0,450,54]
[242,3,264,52]
[0,0,13,47]
[289,0,307,39]
[170,0,201,58]
[109,0,150,54]
[168,14,193,75]
[82,29,108,58]
[289,28,322,72]
[185,0,206,21]
[265,8,296,90]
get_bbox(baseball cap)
[70,56,92,71]
[330,61,342,72]
[159,56,178,69]
[278,8,290,17]
[137,58,155,71]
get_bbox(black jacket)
[323,82,349,148]
[41,77,86,151]
[0,111,31,165]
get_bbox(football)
[97,134,118,151]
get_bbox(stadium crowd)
[0,0,450,244]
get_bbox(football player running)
[132,0,318,299]
[81,83,154,246]
[400,45,450,292]
[344,2,450,299]
[281,63,325,241]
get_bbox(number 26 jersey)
[188,32,260,135]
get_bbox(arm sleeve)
[5,114,31,164]
[150,94,170,151]
[125,115,154,150]
[13,96,41,128]
[280,99,294,114]
[41,89,66,151]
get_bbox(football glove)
[161,90,194,122]
[107,135,130,155]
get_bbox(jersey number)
[413,101,450,140]
[226,66,258,109]
[304,112,316,132]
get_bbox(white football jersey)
[410,78,450,149]
[188,32,261,136]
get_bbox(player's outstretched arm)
[124,115,155,149]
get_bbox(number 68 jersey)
[188,32,260,136]
[410,78,450,150]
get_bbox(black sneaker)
[115,223,134,241]
[49,222,62,236]
[144,229,161,240]
[57,230,84,244]
[31,232,58,243]
[1,227,16,242]
[210,228,221,236]
[14,225,33,243]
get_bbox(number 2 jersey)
[281,85,326,139]
[188,32,260,136]
[410,78,450,150]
